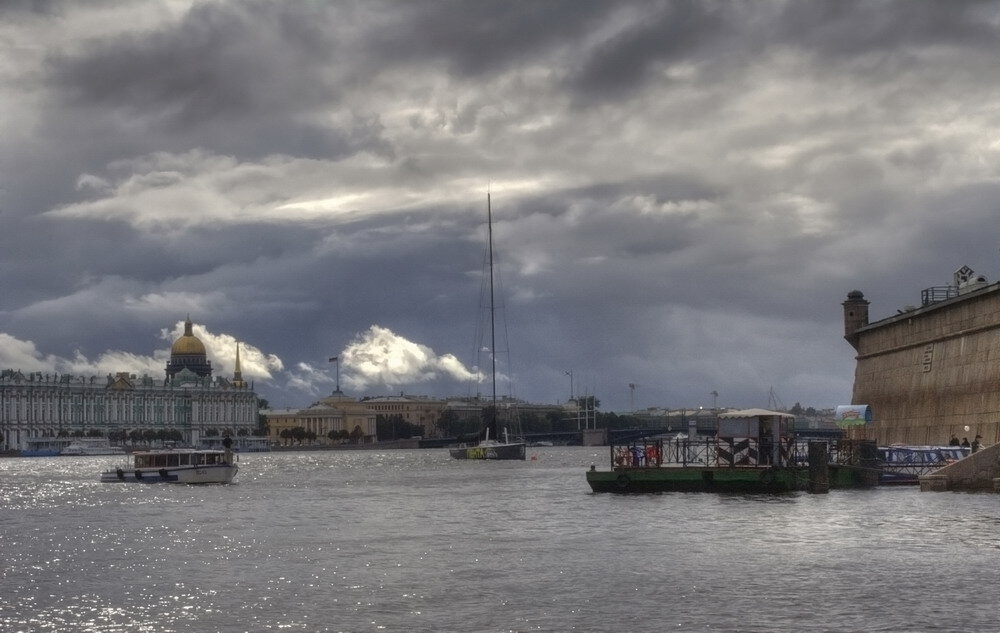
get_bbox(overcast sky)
[3,0,1000,413]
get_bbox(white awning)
[717,408,794,419]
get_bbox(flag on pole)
[329,357,337,362]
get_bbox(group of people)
[613,443,663,467]
[949,434,985,453]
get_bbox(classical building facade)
[844,266,1000,445]
[362,394,447,435]
[263,393,530,445]
[262,391,574,446]
[0,320,258,451]
[264,391,377,445]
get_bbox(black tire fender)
[616,473,630,490]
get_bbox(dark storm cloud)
[361,0,613,77]
[6,0,1000,411]
[46,2,339,127]
[566,1,735,100]
[40,2,397,162]
[773,0,1000,57]
[0,0,68,16]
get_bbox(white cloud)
[340,325,482,390]
[0,333,61,372]
[0,323,284,387]
[0,332,164,379]
[284,361,337,397]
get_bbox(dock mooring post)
[808,441,830,494]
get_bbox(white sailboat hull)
[449,441,525,460]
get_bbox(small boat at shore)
[878,445,969,485]
[21,437,72,456]
[100,446,238,484]
[61,438,126,456]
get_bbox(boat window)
[718,418,757,438]
[167,454,179,467]
[180,454,190,466]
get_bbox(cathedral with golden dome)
[166,317,214,380]
[0,318,261,453]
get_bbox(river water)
[1,447,997,632]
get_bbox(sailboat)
[449,193,527,461]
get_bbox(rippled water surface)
[2,447,998,632]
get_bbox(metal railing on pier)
[609,437,877,470]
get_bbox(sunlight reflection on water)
[1,448,998,632]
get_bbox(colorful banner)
[835,405,872,428]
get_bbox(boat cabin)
[133,450,228,469]
[715,409,796,467]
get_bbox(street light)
[329,356,341,394]
[565,370,574,402]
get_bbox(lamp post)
[329,356,340,394]
[566,370,578,430]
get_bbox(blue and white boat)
[878,445,969,485]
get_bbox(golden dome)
[171,318,207,355]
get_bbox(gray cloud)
[2,1,1000,412]
[46,2,339,125]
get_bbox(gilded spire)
[232,341,247,388]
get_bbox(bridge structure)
[422,425,843,449]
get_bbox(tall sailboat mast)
[487,192,497,408]
[448,191,526,459]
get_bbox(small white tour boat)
[61,438,127,456]
[100,446,238,484]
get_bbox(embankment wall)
[852,285,1000,445]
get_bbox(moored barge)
[586,409,880,494]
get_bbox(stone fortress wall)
[845,268,1000,446]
